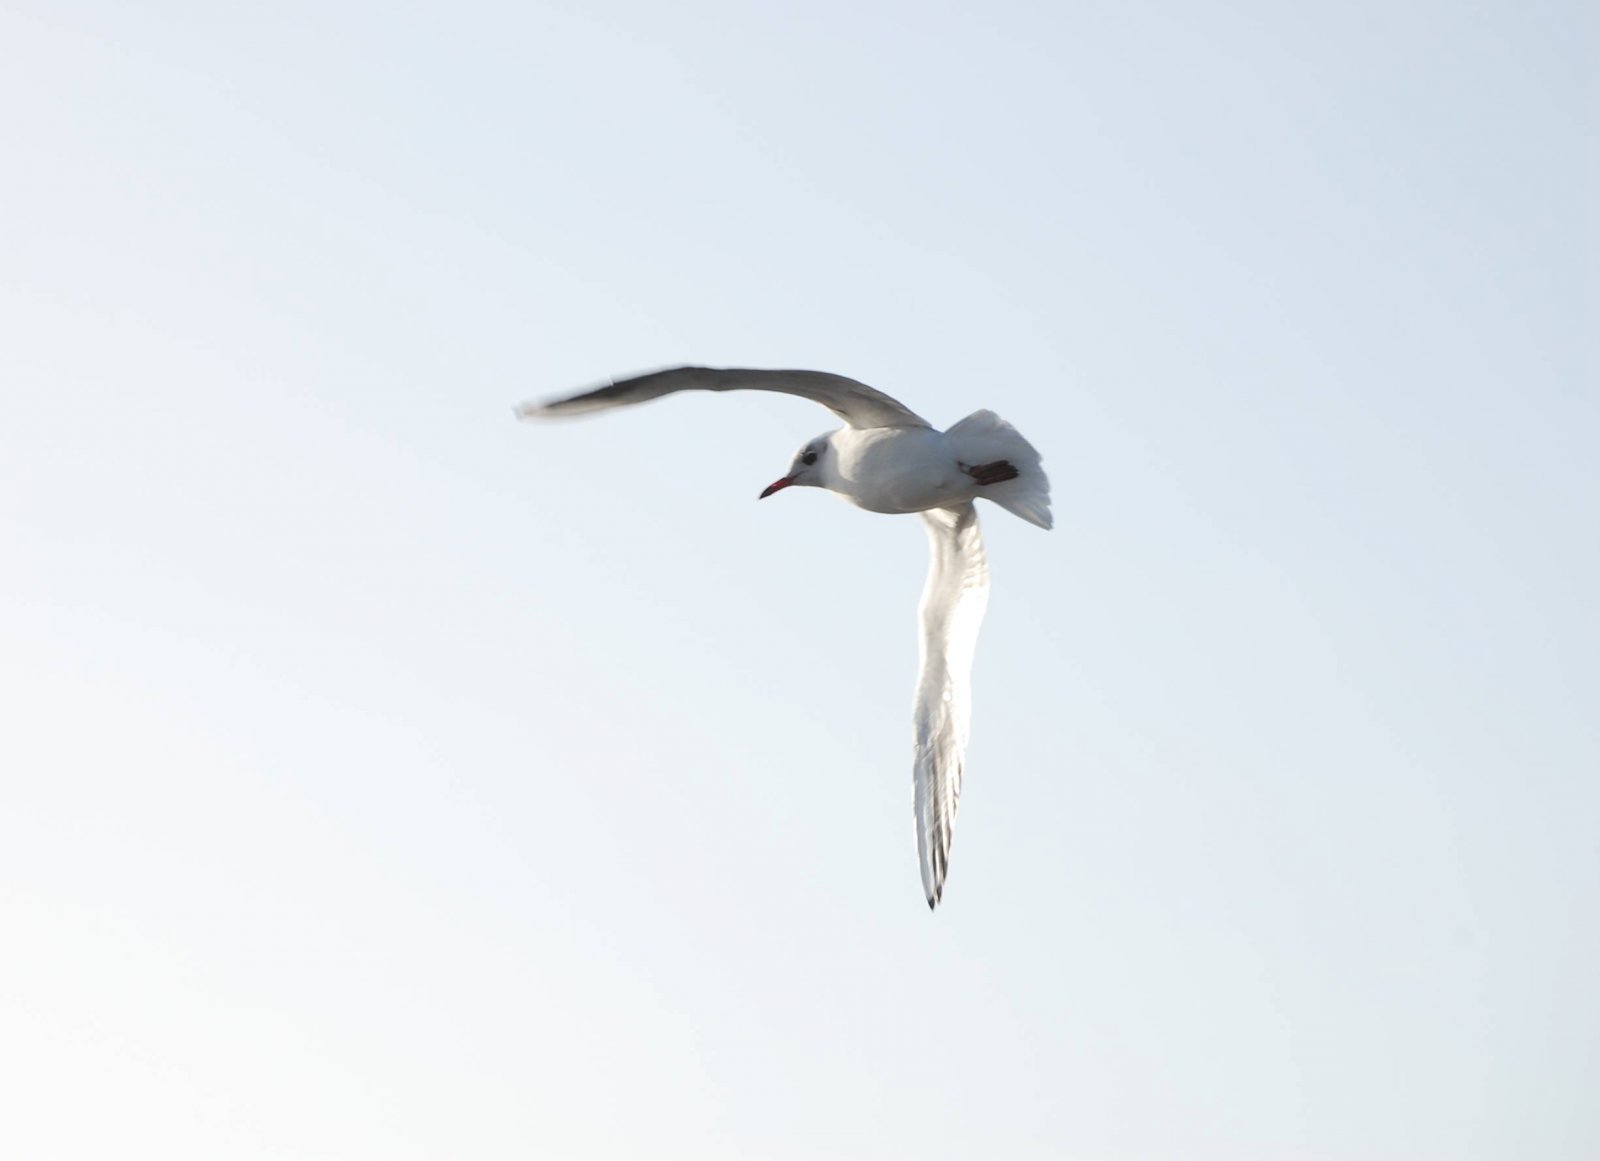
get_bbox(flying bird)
[517,366,1051,907]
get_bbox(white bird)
[517,366,1051,908]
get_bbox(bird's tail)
[945,410,1053,530]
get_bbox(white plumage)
[518,366,1051,908]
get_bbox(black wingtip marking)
[963,459,1021,485]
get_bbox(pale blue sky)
[3,2,1595,1158]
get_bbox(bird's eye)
[801,451,818,466]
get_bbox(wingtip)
[516,400,587,422]
[516,395,615,420]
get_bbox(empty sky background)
[3,2,1595,1158]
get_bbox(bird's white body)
[817,414,1053,528]
[823,426,969,514]
[518,365,1051,908]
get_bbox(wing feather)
[913,503,990,908]
[516,366,930,430]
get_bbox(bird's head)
[759,433,833,499]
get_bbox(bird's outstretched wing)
[516,366,931,430]
[913,503,991,908]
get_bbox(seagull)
[517,366,1051,908]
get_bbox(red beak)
[759,476,794,499]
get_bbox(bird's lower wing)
[913,503,991,908]
[517,366,930,430]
